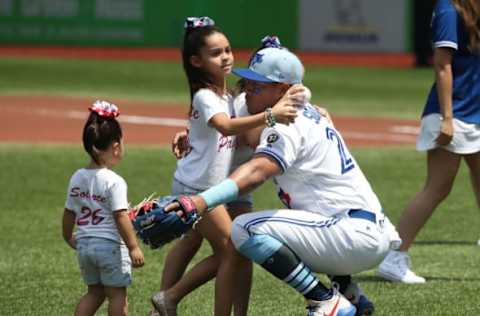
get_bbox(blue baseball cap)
[233,47,304,84]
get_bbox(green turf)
[0,58,189,104]
[0,144,478,316]
[0,57,433,118]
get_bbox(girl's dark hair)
[182,25,225,115]
[452,0,480,53]
[82,112,122,164]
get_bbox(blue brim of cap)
[232,68,276,83]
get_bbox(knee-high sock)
[236,234,331,301]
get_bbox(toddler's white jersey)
[65,168,129,243]
[174,88,236,190]
[255,103,382,217]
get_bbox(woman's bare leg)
[398,148,461,251]
[464,152,480,208]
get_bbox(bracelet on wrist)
[265,107,276,127]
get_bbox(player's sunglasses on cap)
[232,47,304,85]
[242,79,275,95]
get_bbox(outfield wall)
[299,0,412,52]
[0,0,297,48]
[0,0,412,53]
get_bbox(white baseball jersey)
[255,103,382,217]
[65,168,129,243]
[231,104,392,276]
[174,88,236,190]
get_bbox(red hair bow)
[89,100,120,118]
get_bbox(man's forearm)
[196,155,278,212]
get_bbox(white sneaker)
[306,289,357,316]
[151,291,177,316]
[343,283,374,316]
[377,250,426,284]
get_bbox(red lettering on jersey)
[76,207,105,226]
[70,188,106,203]
[70,187,80,197]
[218,135,235,152]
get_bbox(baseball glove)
[128,195,199,249]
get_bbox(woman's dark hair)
[182,25,225,115]
[82,112,122,164]
[452,0,480,53]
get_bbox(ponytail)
[452,0,480,53]
[82,100,122,164]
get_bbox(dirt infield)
[0,95,419,147]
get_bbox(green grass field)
[0,57,479,316]
[0,57,433,118]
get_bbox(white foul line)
[34,108,188,127]
[32,107,419,143]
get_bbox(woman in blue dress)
[378,0,480,284]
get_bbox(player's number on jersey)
[77,206,105,226]
[326,127,355,174]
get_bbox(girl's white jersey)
[65,168,129,243]
[174,88,236,190]
[255,103,382,217]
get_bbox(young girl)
[150,18,302,316]
[63,100,144,316]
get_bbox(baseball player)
[166,46,398,316]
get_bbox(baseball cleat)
[306,289,357,316]
[343,282,374,316]
[151,291,177,316]
[377,250,426,284]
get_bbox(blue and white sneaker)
[343,283,374,316]
[306,289,357,316]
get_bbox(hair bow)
[89,100,120,118]
[261,35,282,48]
[184,16,215,29]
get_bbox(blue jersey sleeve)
[431,0,458,50]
